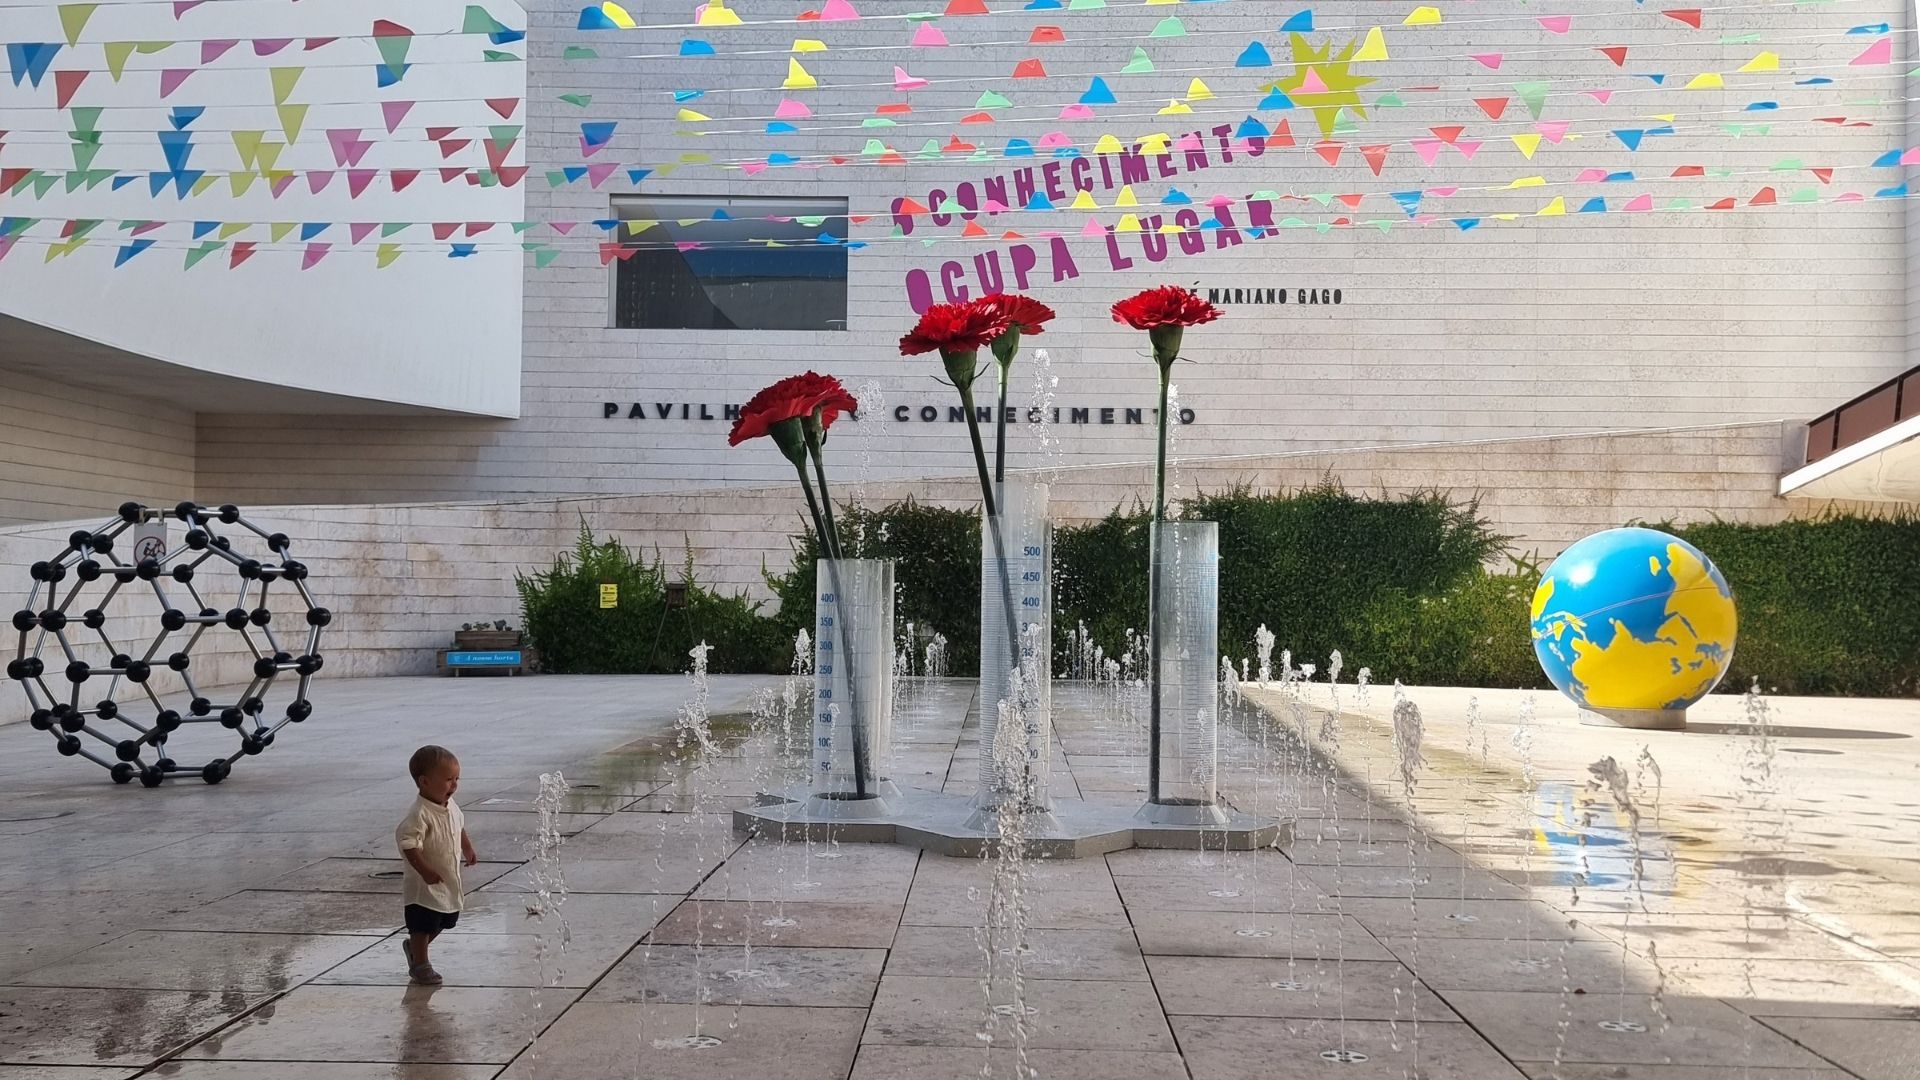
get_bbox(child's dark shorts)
[404,904,460,934]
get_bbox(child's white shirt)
[395,795,465,913]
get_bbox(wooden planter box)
[453,630,522,650]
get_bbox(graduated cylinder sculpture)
[812,558,895,799]
[976,479,1052,810]
[1149,521,1220,809]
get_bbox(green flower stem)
[797,437,868,799]
[960,377,1028,765]
[1148,361,1171,804]
[993,364,1010,485]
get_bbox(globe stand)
[1581,707,1685,731]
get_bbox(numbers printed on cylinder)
[820,593,836,604]
[1022,571,1040,582]
[819,665,832,675]
[1023,546,1042,557]
[820,616,834,627]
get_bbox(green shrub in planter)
[517,522,783,674]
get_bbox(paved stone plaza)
[0,673,1916,1079]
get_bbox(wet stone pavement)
[0,672,1916,1079]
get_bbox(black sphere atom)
[4,502,326,787]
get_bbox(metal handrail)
[1805,364,1917,464]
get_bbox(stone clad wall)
[183,0,1908,517]
[0,370,196,528]
[4,421,1819,725]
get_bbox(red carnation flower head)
[728,371,859,464]
[977,293,1056,367]
[1111,285,1223,367]
[900,300,1011,386]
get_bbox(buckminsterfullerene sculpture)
[900,294,1057,819]
[728,373,896,814]
[6,501,328,785]
[1111,285,1228,825]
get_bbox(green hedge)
[765,499,984,675]
[518,501,1920,697]
[1667,513,1920,696]
[515,522,784,674]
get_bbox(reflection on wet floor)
[0,674,1916,1079]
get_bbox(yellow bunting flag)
[1116,213,1142,232]
[1537,196,1566,216]
[1186,78,1213,101]
[1114,185,1139,207]
[793,39,827,52]
[784,58,817,89]
[1070,190,1099,209]
[1354,26,1389,61]
[676,108,711,121]
[1158,99,1191,115]
[1738,51,1780,72]
[1403,6,1441,26]
[1093,134,1124,154]
[1684,72,1724,89]
[1511,133,1541,159]
[1507,175,1545,188]
[698,0,743,24]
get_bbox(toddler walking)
[396,744,478,985]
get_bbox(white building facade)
[3,0,1917,684]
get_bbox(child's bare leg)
[408,932,434,969]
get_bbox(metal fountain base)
[1580,707,1687,731]
[734,784,1290,858]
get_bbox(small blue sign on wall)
[447,650,522,666]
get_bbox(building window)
[612,194,849,331]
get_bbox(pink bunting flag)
[1537,15,1572,33]
[269,173,294,197]
[173,1,206,16]
[1297,68,1330,94]
[775,98,812,118]
[326,129,371,167]
[1901,147,1920,165]
[345,169,376,197]
[1584,89,1614,104]
[350,222,378,244]
[1537,120,1572,143]
[1081,218,1105,236]
[550,221,577,235]
[1040,131,1073,148]
[1173,133,1203,152]
[1623,194,1653,211]
[381,100,414,133]
[1426,186,1459,196]
[586,161,617,187]
[1574,168,1608,182]
[159,69,194,97]
[1411,138,1444,165]
[1453,139,1482,160]
[300,243,329,270]
[1470,53,1502,69]
[202,39,239,63]
[675,241,702,252]
[1206,194,1233,207]
[742,161,769,174]
[1060,104,1094,119]
[1851,37,1892,66]
[1834,192,1864,202]
[912,23,947,46]
[821,0,860,19]
[894,66,929,91]
[253,38,294,55]
[307,170,334,193]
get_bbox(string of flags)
[1,143,1908,252]
[0,167,1911,271]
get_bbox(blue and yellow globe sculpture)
[1530,527,1738,729]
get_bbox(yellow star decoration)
[1275,33,1377,139]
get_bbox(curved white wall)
[0,0,525,416]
